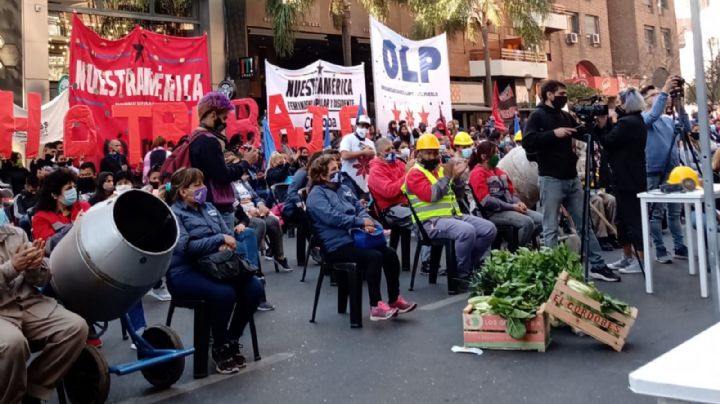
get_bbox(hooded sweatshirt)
[642,91,689,177]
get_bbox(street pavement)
[49,234,720,404]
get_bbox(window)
[662,28,672,55]
[643,0,654,13]
[567,12,580,33]
[645,25,657,49]
[584,15,600,36]
[659,0,669,10]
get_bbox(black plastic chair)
[467,185,522,252]
[165,299,260,379]
[404,195,460,295]
[368,197,412,272]
[271,183,296,239]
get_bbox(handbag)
[196,250,257,281]
[350,225,386,249]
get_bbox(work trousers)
[325,244,400,306]
[590,192,617,239]
[488,209,543,247]
[422,215,497,277]
[0,303,88,402]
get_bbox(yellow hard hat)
[416,133,441,150]
[454,131,473,146]
[514,132,523,142]
[667,166,700,190]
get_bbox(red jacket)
[32,201,91,241]
[468,165,519,213]
[367,157,407,211]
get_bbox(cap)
[357,115,371,126]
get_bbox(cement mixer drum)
[50,190,179,321]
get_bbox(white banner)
[265,60,366,132]
[12,90,68,145]
[370,16,452,134]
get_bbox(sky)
[675,0,720,81]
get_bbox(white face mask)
[399,148,410,159]
[116,184,132,194]
[356,127,368,139]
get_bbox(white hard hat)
[357,115,371,126]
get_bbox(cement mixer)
[48,190,194,403]
[497,146,539,208]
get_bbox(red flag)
[436,105,448,138]
[492,82,508,133]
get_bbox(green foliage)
[565,83,600,104]
[469,245,584,339]
[265,0,315,58]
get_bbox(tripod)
[580,125,596,281]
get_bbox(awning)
[452,104,491,112]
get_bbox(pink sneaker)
[389,295,417,314]
[370,301,398,321]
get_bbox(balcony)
[468,48,549,79]
[533,4,568,32]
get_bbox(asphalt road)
[49,234,720,404]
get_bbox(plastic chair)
[368,197,412,272]
[468,186,521,252]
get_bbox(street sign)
[239,56,256,79]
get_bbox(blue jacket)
[168,201,230,278]
[307,184,370,253]
[283,168,308,218]
[642,92,690,176]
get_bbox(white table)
[637,184,720,298]
[629,322,720,403]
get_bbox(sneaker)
[130,343,137,350]
[389,295,417,314]
[148,285,172,301]
[420,262,447,276]
[674,247,689,260]
[257,301,275,311]
[599,239,614,252]
[608,256,633,270]
[87,337,103,348]
[211,343,241,374]
[370,301,398,321]
[656,254,673,264]
[619,260,643,274]
[263,248,273,261]
[274,257,293,272]
[310,247,323,264]
[227,340,247,369]
[590,266,621,282]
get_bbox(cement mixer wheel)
[140,325,185,388]
[63,345,110,404]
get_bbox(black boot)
[227,340,247,369]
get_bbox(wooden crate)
[462,304,550,352]
[545,271,638,352]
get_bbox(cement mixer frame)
[57,314,195,404]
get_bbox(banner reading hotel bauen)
[370,16,452,133]
[265,60,366,134]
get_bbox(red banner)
[69,14,211,165]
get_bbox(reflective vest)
[402,164,461,223]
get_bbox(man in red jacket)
[368,138,413,229]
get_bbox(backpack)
[160,130,211,179]
[149,148,168,170]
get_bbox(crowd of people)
[3,77,720,402]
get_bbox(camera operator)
[595,88,648,274]
[524,80,618,282]
[639,76,689,264]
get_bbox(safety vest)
[402,164,461,223]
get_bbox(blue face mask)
[62,188,78,206]
[0,209,9,226]
[330,171,341,185]
[385,152,397,163]
[460,148,473,159]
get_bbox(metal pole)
[690,0,720,311]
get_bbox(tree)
[406,0,552,106]
[565,83,599,104]
[266,0,393,66]
[686,39,720,108]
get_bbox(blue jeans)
[127,301,146,332]
[647,175,687,256]
[235,228,260,268]
[538,176,605,268]
[167,271,264,346]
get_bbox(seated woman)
[306,155,416,321]
[265,152,293,189]
[88,172,115,205]
[32,169,91,243]
[114,171,134,194]
[167,168,264,374]
[468,141,542,248]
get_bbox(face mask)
[329,171,342,185]
[461,148,473,159]
[552,95,568,110]
[103,183,115,192]
[193,185,208,204]
[213,116,227,133]
[420,158,440,172]
[150,181,160,189]
[384,152,397,163]
[45,153,53,161]
[116,184,132,194]
[399,148,410,159]
[77,177,95,193]
[356,127,368,139]
[0,209,9,226]
[615,106,626,117]
[488,154,500,168]
[62,187,78,206]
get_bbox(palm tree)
[266,0,393,66]
[407,0,552,106]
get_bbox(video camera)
[669,77,686,100]
[571,95,609,124]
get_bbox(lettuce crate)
[462,304,550,352]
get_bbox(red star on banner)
[391,103,402,123]
[405,109,415,128]
[418,106,430,125]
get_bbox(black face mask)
[149,181,160,189]
[45,153,53,161]
[552,95,568,110]
[420,158,440,172]
[691,132,700,140]
[213,117,227,133]
[57,161,67,167]
[77,177,95,193]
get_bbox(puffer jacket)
[306,184,370,253]
[168,201,230,278]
